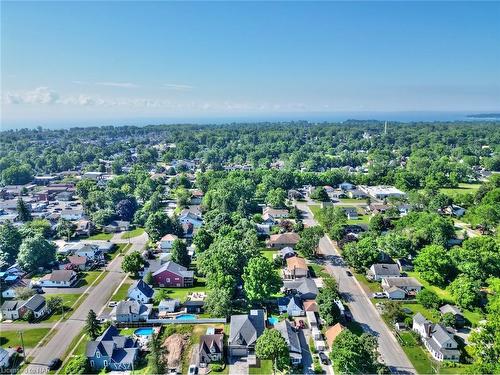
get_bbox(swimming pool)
[134,328,154,336]
[268,317,279,325]
[175,314,197,320]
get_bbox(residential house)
[103,220,130,233]
[347,189,367,199]
[228,309,265,357]
[306,311,319,330]
[190,190,204,205]
[412,314,460,362]
[18,295,49,320]
[38,270,78,288]
[74,244,103,261]
[60,209,84,221]
[159,234,178,251]
[303,300,318,313]
[396,258,414,272]
[127,280,154,303]
[275,320,303,365]
[158,299,180,316]
[110,300,152,323]
[82,172,104,180]
[339,182,355,191]
[184,300,205,313]
[86,325,139,371]
[0,348,15,370]
[179,209,203,228]
[343,207,358,220]
[152,261,194,287]
[67,255,89,271]
[277,296,304,317]
[384,287,406,300]
[279,247,296,259]
[367,263,401,281]
[381,277,422,297]
[445,205,466,217]
[0,300,23,320]
[262,207,289,222]
[283,278,319,300]
[439,304,466,326]
[360,185,406,200]
[325,323,345,348]
[284,256,309,279]
[267,232,300,249]
[198,334,224,366]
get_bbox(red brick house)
[152,261,194,287]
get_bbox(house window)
[166,278,170,283]
[96,351,100,358]
[90,360,94,368]
[103,360,108,367]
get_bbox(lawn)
[122,227,145,239]
[154,279,207,303]
[354,273,382,293]
[249,359,273,375]
[60,329,88,372]
[400,302,439,323]
[0,328,51,348]
[462,309,484,327]
[407,272,453,303]
[339,198,365,204]
[44,293,87,322]
[347,214,371,225]
[87,232,113,240]
[261,249,277,263]
[398,331,434,374]
[81,271,103,286]
[309,205,321,219]
[107,243,131,261]
[440,183,481,196]
[110,281,133,301]
[308,263,329,279]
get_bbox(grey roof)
[199,334,224,356]
[413,312,429,325]
[1,300,22,311]
[21,295,46,312]
[430,324,456,347]
[152,261,194,279]
[275,320,302,355]
[383,277,422,288]
[229,309,265,347]
[128,279,154,299]
[371,263,400,276]
[439,304,462,316]
[297,278,319,298]
[143,259,163,274]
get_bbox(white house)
[60,209,85,221]
[127,280,154,303]
[38,270,77,288]
[339,182,355,191]
[367,264,401,281]
[179,209,203,228]
[413,313,460,362]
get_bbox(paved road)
[296,202,415,374]
[23,233,148,374]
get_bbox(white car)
[108,301,117,307]
[372,292,386,299]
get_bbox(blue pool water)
[268,317,279,325]
[175,314,197,320]
[134,328,154,336]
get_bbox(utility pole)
[18,331,26,364]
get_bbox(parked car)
[318,352,329,365]
[298,319,305,329]
[188,365,198,375]
[48,358,62,370]
[372,292,386,299]
[345,270,353,276]
[108,301,117,307]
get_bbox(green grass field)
[407,272,454,303]
[87,232,113,240]
[440,183,481,196]
[249,359,273,375]
[261,249,277,263]
[339,198,366,203]
[398,331,434,374]
[110,281,133,301]
[0,328,51,348]
[400,302,439,323]
[154,279,208,302]
[309,204,321,219]
[81,271,103,286]
[354,273,382,293]
[347,214,371,225]
[44,293,87,322]
[122,227,145,239]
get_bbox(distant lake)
[1,111,499,130]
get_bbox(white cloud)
[163,83,193,91]
[4,87,59,105]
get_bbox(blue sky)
[1,1,499,128]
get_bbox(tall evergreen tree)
[17,198,32,222]
[85,309,101,340]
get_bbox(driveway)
[296,203,416,374]
[23,233,148,374]
[228,356,249,375]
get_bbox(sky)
[1,1,500,128]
